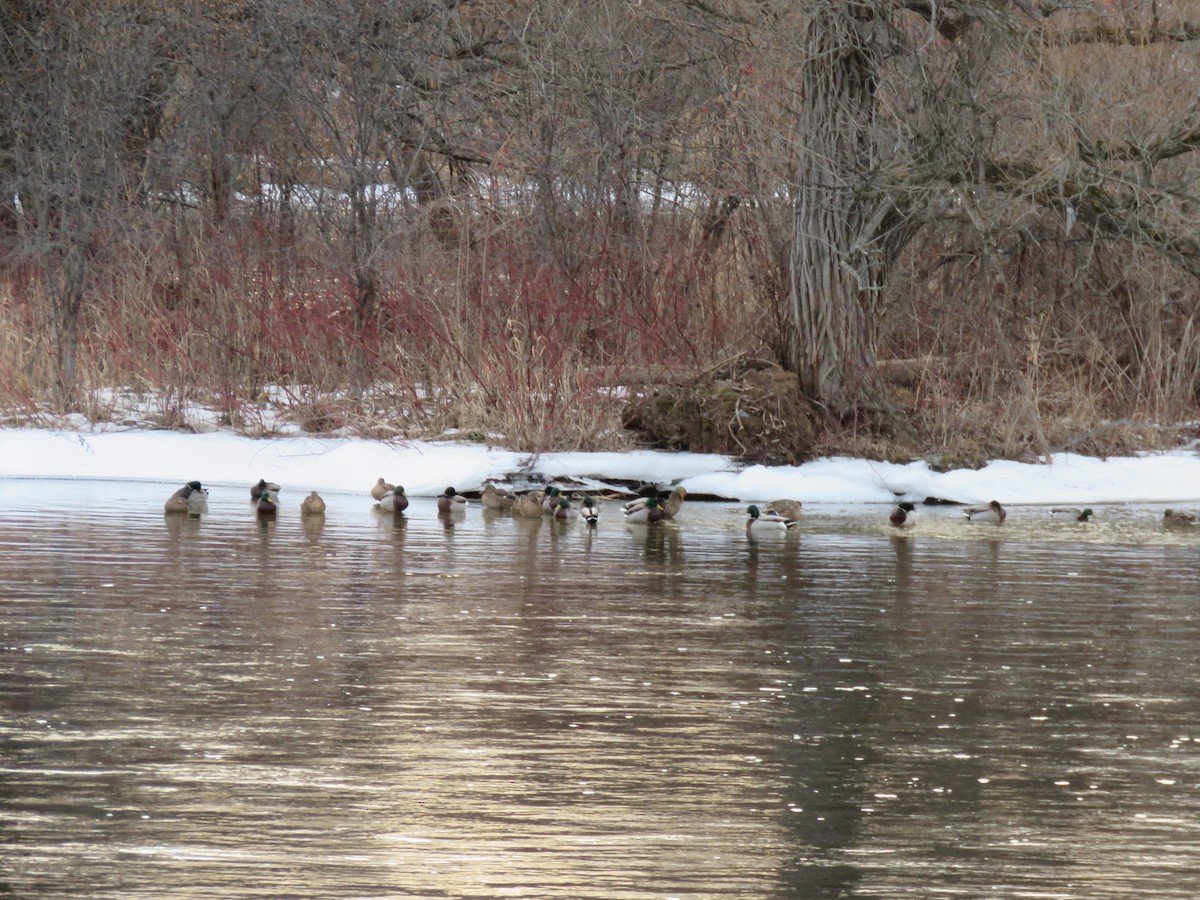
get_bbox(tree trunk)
[349,178,378,399]
[784,3,896,416]
[46,243,89,410]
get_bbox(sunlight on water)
[2,479,1199,898]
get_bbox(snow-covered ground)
[2,427,1199,506]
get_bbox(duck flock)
[163,480,1199,534]
[162,479,690,526]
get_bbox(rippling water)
[2,479,1199,898]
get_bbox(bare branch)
[1045,21,1200,47]
[955,158,1200,278]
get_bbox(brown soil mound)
[624,361,817,465]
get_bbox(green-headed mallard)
[371,477,395,502]
[578,496,600,526]
[256,490,278,516]
[765,498,803,522]
[552,497,574,520]
[541,485,564,514]
[514,491,544,518]
[301,491,326,516]
[165,480,207,514]
[963,500,1006,524]
[746,504,797,536]
[621,493,649,516]
[481,482,516,510]
[889,501,918,528]
[623,486,687,520]
[380,485,408,514]
[438,486,468,514]
[251,479,281,501]
[1051,507,1094,522]
[1163,508,1197,527]
[624,495,663,524]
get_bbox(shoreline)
[3,425,1200,507]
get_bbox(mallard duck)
[371,477,395,502]
[541,485,564,514]
[621,494,650,515]
[438,486,468,514]
[514,491,544,518]
[164,480,207,514]
[963,500,1006,524]
[578,496,600,526]
[661,486,687,519]
[624,495,663,524]
[301,491,326,516]
[552,497,574,520]
[1051,507,1094,522]
[250,479,281,501]
[889,501,918,528]
[256,490,278,516]
[380,485,409,513]
[764,498,802,522]
[746,504,797,536]
[620,486,671,513]
[622,486,686,520]
[1163,508,1197,526]
[481,482,516,510]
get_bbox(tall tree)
[262,0,496,395]
[778,0,1200,419]
[0,2,172,405]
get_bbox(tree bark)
[784,3,898,416]
[349,176,379,399]
[46,242,90,410]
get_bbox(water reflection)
[1,481,1199,898]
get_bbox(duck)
[764,498,802,522]
[481,482,516,510]
[301,491,326,516]
[889,501,918,528]
[250,479,281,501]
[624,495,663,524]
[622,486,687,520]
[541,485,564,514]
[514,491,544,518]
[371,477,395,502]
[963,500,1006,524]
[164,480,207,514]
[380,485,409,514]
[1050,507,1094,522]
[578,496,600,526]
[438,486,468,514]
[1163,509,1197,526]
[186,488,209,515]
[660,486,687,519]
[746,504,797,536]
[552,497,574,520]
[256,490,278,516]
[621,493,652,516]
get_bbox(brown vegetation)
[624,361,818,465]
[2,1,1200,465]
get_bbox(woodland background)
[3,0,1200,465]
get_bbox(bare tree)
[1,2,172,406]
[259,0,496,396]
[765,0,1200,423]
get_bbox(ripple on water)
[2,480,1200,898]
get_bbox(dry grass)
[2,204,1197,463]
[0,210,771,451]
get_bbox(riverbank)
[3,425,1200,506]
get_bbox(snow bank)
[1,428,1198,504]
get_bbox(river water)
[1,479,1198,898]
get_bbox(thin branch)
[1046,21,1200,47]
